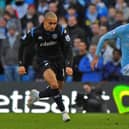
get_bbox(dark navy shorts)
[38,59,65,81]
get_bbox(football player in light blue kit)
[91,24,129,76]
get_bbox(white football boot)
[62,112,71,122]
[27,89,39,108]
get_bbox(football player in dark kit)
[18,12,73,122]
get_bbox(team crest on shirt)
[52,33,58,39]
[21,34,27,40]
[38,36,43,40]
[111,31,116,35]
[65,35,71,42]
[64,29,67,34]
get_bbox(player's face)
[44,17,57,32]
[83,85,91,93]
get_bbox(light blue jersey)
[96,23,129,70]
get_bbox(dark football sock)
[53,93,65,112]
[39,86,65,112]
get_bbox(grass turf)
[0,113,129,129]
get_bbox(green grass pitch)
[0,113,129,129]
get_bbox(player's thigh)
[43,68,58,89]
[57,80,64,90]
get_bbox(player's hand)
[91,55,98,71]
[65,67,73,76]
[18,66,26,75]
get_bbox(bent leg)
[39,68,65,112]
[39,68,59,98]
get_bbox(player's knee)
[50,81,59,89]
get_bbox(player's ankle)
[62,110,68,114]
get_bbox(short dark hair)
[44,11,57,19]
[113,48,122,56]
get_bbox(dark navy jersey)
[19,24,73,67]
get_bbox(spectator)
[72,37,82,56]
[72,41,87,82]
[65,5,78,19]
[75,82,104,112]
[1,22,21,82]
[93,0,108,19]
[38,13,44,25]
[21,4,38,31]
[79,44,103,83]
[0,17,7,40]
[37,0,48,14]
[67,15,86,42]
[3,10,22,36]
[110,10,125,30]
[115,0,129,21]
[90,22,100,45]
[76,0,90,26]
[99,25,108,36]
[85,3,99,27]
[63,0,76,10]
[108,7,117,30]
[0,17,7,74]
[103,48,122,81]
[47,0,59,16]
[99,15,109,28]
[65,38,86,83]
[5,4,18,18]
[12,0,28,19]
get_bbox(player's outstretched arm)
[91,25,123,70]
[61,27,73,65]
[96,24,126,56]
[18,28,36,75]
[60,26,73,75]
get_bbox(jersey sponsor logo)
[0,89,111,113]
[0,90,78,113]
[44,62,48,66]
[40,41,57,47]
[65,35,71,42]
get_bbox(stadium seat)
[0,74,6,81]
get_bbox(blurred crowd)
[0,0,129,82]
